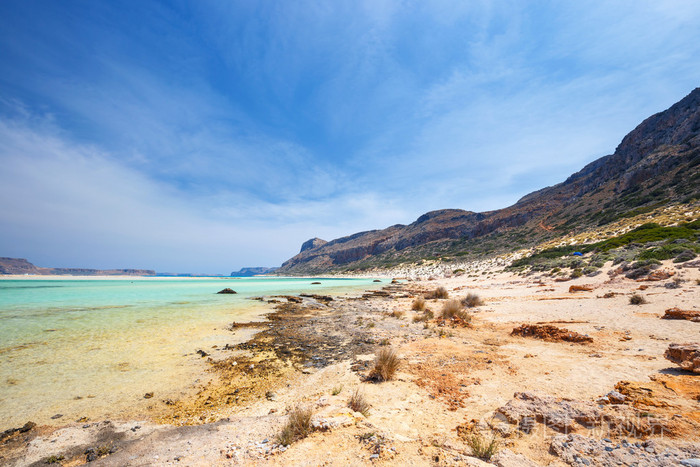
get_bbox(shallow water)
[0,276,379,429]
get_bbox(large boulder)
[665,343,700,373]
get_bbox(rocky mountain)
[0,257,156,276]
[230,267,280,277]
[279,87,700,274]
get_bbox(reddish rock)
[662,307,700,322]
[511,324,592,343]
[568,285,593,293]
[664,343,700,373]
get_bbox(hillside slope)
[279,88,700,274]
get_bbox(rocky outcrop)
[278,88,700,274]
[300,238,327,253]
[662,308,700,322]
[665,343,700,373]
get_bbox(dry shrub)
[348,389,371,417]
[426,286,449,299]
[629,294,647,305]
[277,405,313,446]
[462,293,484,308]
[368,348,400,382]
[411,297,426,311]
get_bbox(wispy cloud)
[0,1,699,271]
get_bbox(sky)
[1,1,700,273]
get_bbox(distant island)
[0,257,156,276]
[230,266,279,277]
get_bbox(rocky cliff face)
[279,88,700,274]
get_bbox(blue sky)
[1,1,699,273]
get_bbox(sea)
[0,276,381,430]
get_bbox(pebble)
[646,447,655,453]
[369,454,379,460]
[680,460,700,467]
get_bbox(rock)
[265,391,277,401]
[597,390,626,405]
[50,414,63,419]
[311,282,321,285]
[496,392,604,433]
[373,279,381,282]
[19,421,36,432]
[144,392,154,399]
[568,285,593,293]
[217,288,237,294]
[511,324,593,344]
[681,459,700,467]
[196,349,209,357]
[664,343,700,373]
[662,308,700,322]
[492,448,540,466]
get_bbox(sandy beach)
[1,258,698,466]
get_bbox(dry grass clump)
[389,310,404,319]
[440,299,471,324]
[629,294,648,305]
[277,405,314,446]
[412,309,434,323]
[426,286,449,299]
[368,348,400,382]
[461,293,484,308]
[411,296,426,311]
[467,433,499,460]
[348,389,371,417]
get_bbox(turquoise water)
[0,276,380,430]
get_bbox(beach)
[1,260,698,465]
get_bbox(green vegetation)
[510,221,700,275]
[467,433,499,460]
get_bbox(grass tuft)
[426,286,449,299]
[368,348,400,382]
[331,385,343,396]
[348,389,371,417]
[277,405,314,446]
[411,297,426,311]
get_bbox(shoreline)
[2,261,699,465]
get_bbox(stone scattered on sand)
[217,288,237,294]
[496,392,604,433]
[196,349,209,357]
[510,324,593,343]
[662,308,700,322]
[665,343,700,373]
[568,285,593,293]
[144,392,153,399]
[491,448,540,467]
[550,434,700,466]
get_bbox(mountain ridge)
[278,87,700,274]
